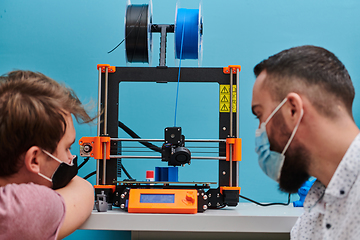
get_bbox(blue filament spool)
[175,8,202,60]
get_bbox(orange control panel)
[127,189,198,214]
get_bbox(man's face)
[39,113,76,187]
[252,71,309,193]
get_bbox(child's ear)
[24,146,43,174]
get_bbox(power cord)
[239,193,291,206]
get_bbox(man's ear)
[24,146,42,174]
[283,92,304,128]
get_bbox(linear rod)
[109,155,227,160]
[110,138,226,143]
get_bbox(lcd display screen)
[140,194,175,203]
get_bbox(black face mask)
[39,150,78,190]
[51,156,78,189]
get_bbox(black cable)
[84,171,96,180]
[118,120,161,153]
[78,157,90,170]
[121,146,219,148]
[108,5,146,54]
[239,193,291,207]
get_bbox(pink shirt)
[0,183,66,240]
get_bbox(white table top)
[80,203,303,233]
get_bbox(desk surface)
[80,203,303,233]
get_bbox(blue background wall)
[2,0,360,239]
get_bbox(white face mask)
[38,149,78,189]
[255,98,304,182]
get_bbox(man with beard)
[251,45,360,239]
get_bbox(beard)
[268,111,310,193]
[278,144,310,193]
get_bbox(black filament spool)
[125,4,150,63]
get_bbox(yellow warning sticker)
[220,85,236,112]
[220,95,229,102]
[220,85,230,94]
[220,104,229,112]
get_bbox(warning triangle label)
[221,86,229,93]
[221,104,229,111]
[221,95,229,102]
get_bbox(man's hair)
[254,45,355,118]
[0,70,93,177]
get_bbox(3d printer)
[79,1,242,214]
